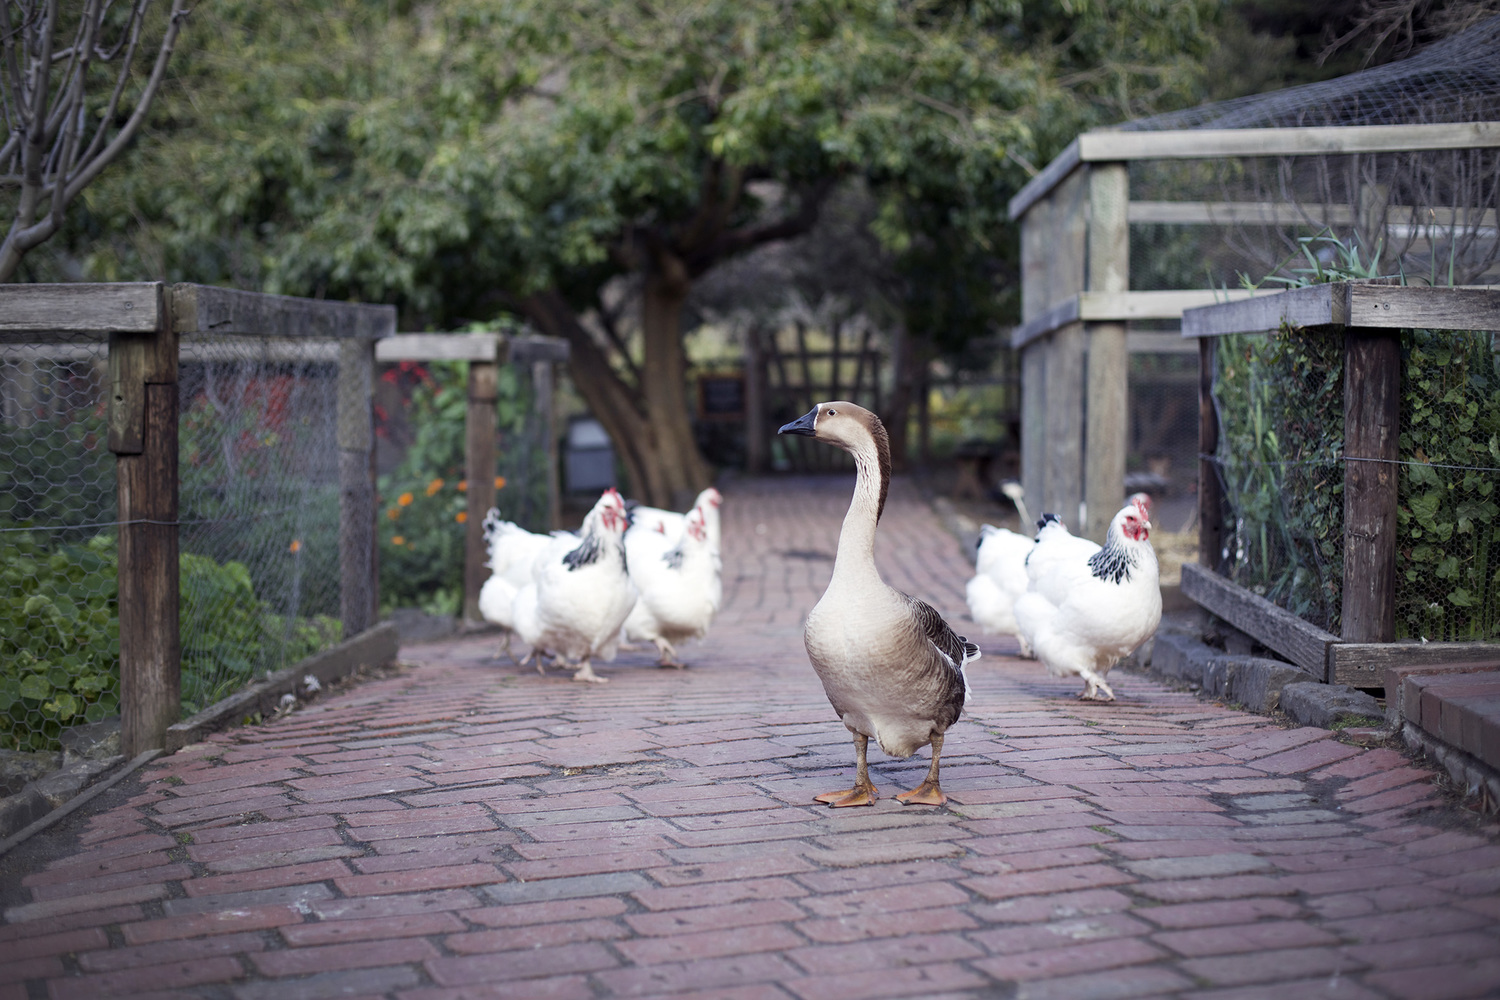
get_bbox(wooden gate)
[752,317,885,472]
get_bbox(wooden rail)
[1009,122,1500,220]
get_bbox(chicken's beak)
[778,407,818,437]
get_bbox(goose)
[779,401,978,807]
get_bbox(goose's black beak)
[778,407,818,437]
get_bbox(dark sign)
[698,375,745,420]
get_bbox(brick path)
[3,475,1499,999]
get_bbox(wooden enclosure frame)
[1008,122,1500,544]
[1181,281,1500,685]
[1,282,395,755]
[0,288,573,750]
[374,333,569,627]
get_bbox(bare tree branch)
[0,0,194,282]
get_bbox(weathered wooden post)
[463,354,499,626]
[1198,336,1224,571]
[1084,162,1129,541]
[1341,328,1401,642]
[337,338,376,637]
[534,358,561,530]
[109,283,180,756]
[743,326,766,474]
[1017,188,1049,515]
[1044,170,1089,528]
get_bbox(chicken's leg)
[571,659,608,684]
[1079,668,1115,701]
[896,732,948,806]
[654,638,686,669]
[815,733,878,807]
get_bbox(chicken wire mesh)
[1126,346,1199,530]
[1209,325,1500,642]
[1113,17,1500,636]
[374,357,552,618]
[177,334,345,715]
[0,330,355,752]
[1,335,116,752]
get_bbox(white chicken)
[622,503,721,667]
[476,510,553,656]
[512,488,637,683]
[1023,493,1153,590]
[627,487,723,557]
[965,522,1037,645]
[1012,500,1161,701]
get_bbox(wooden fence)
[375,333,568,626]
[1181,281,1500,685]
[1,283,565,754]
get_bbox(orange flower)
[397,492,414,507]
[386,507,401,520]
[288,539,302,554]
[425,478,444,497]
[455,511,468,523]
[494,476,506,490]
[391,535,405,546]
[457,480,467,492]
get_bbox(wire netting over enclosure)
[1011,15,1500,564]
[373,357,552,619]
[1,336,116,752]
[1124,17,1500,292]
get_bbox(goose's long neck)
[831,435,886,584]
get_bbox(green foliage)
[0,412,114,530]
[0,532,341,750]
[1397,330,1500,641]
[378,363,468,616]
[72,0,1218,328]
[0,532,119,752]
[178,550,341,714]
[1215,328,1345,630]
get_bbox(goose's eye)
[826,408,837,416]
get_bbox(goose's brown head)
[778,402,891,521]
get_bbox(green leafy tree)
[74,0,1217,504]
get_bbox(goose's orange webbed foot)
[815,784,878,807]
[895,780,947,807]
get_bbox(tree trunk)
[522,286,710,509]
[641,247,712,508]
[883,324,915,472]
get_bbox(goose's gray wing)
[900,593,978,724]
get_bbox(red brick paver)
[2,475,1497,999]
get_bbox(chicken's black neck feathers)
[1088,532,1138,584]
[562,532,601,570]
